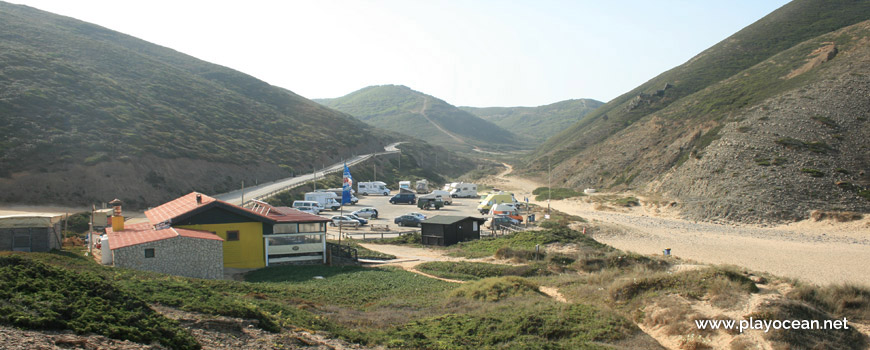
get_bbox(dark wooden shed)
[420,216,486,246]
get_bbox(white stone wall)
[112,236,223,279]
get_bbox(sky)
[10,0,791,107]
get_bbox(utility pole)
[241,180,245,204]
[547,155,551,217]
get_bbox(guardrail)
[238,148,401,206]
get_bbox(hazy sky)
[11,0,790,107]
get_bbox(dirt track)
[486,164,870,286]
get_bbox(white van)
[304,192,341,210]
[358,181,391,196]
[292,200,323,214]
[450,183,478,198]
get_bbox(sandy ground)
[486,164,870,286]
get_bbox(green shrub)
[609,266,757,302]
[0,256,199,350]
[451,276,541,302]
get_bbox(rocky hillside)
[316,85,525,152]
[460,98,603,143]
[527,0,870,223]
[0,2,393,208]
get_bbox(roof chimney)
[196,194,202,205]
[108,198,124,231]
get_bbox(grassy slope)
[460,98,603,143]
[0,3,391,200]
[317,85,526,151]
[531,0,870,168]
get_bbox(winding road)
[214,142,403,205]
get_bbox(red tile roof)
[267,206,330,223]
[145,192,217,224]
[106,221,222,250]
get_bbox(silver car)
[352,207,379,219]
[330,215,361,228]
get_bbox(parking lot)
[321,193,484,239]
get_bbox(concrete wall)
[112,236,223,279]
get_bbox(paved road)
[214,142,403,205]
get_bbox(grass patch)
[448,227,606,259]
[532,187,585,201]
[244,265,453,308]
[416,261,549,281]
[388,302,638,349]
[776,137,833,154]
[801,168,825,177]
[755,157,771,166]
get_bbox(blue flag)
[342,163,353,205]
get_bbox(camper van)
[320,188,358,205]
[450,183,478,198]
[358,181,390,196]
[429,190,452,205]
[399,181,411,191]
[477,192,517,214]
[304,192,341,210]
[415,179,429,194]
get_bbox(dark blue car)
[389,193,416,204]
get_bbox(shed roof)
[106,222,222,250]
[0,214,63,228]
[146,192,328,225]
[421,216,486,225]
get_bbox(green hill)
[527,0,870,223]
[460,99,603,143]
[0,2,393,208]
[316,85,526,152]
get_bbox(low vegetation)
[532,186,585,201]
[0,255,199,350]
[416,261,549,281]
[451,276,542,302]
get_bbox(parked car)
[292,200,323,214]
[346,213,368,225]
[389,193,416,204]
[394,215,422,227]
[352,207,379,219]
[404,212,427,221]
[486,215,520,229]
[329,215,361,228]
[295,206,319,215]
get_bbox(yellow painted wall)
[177,222,264,268]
